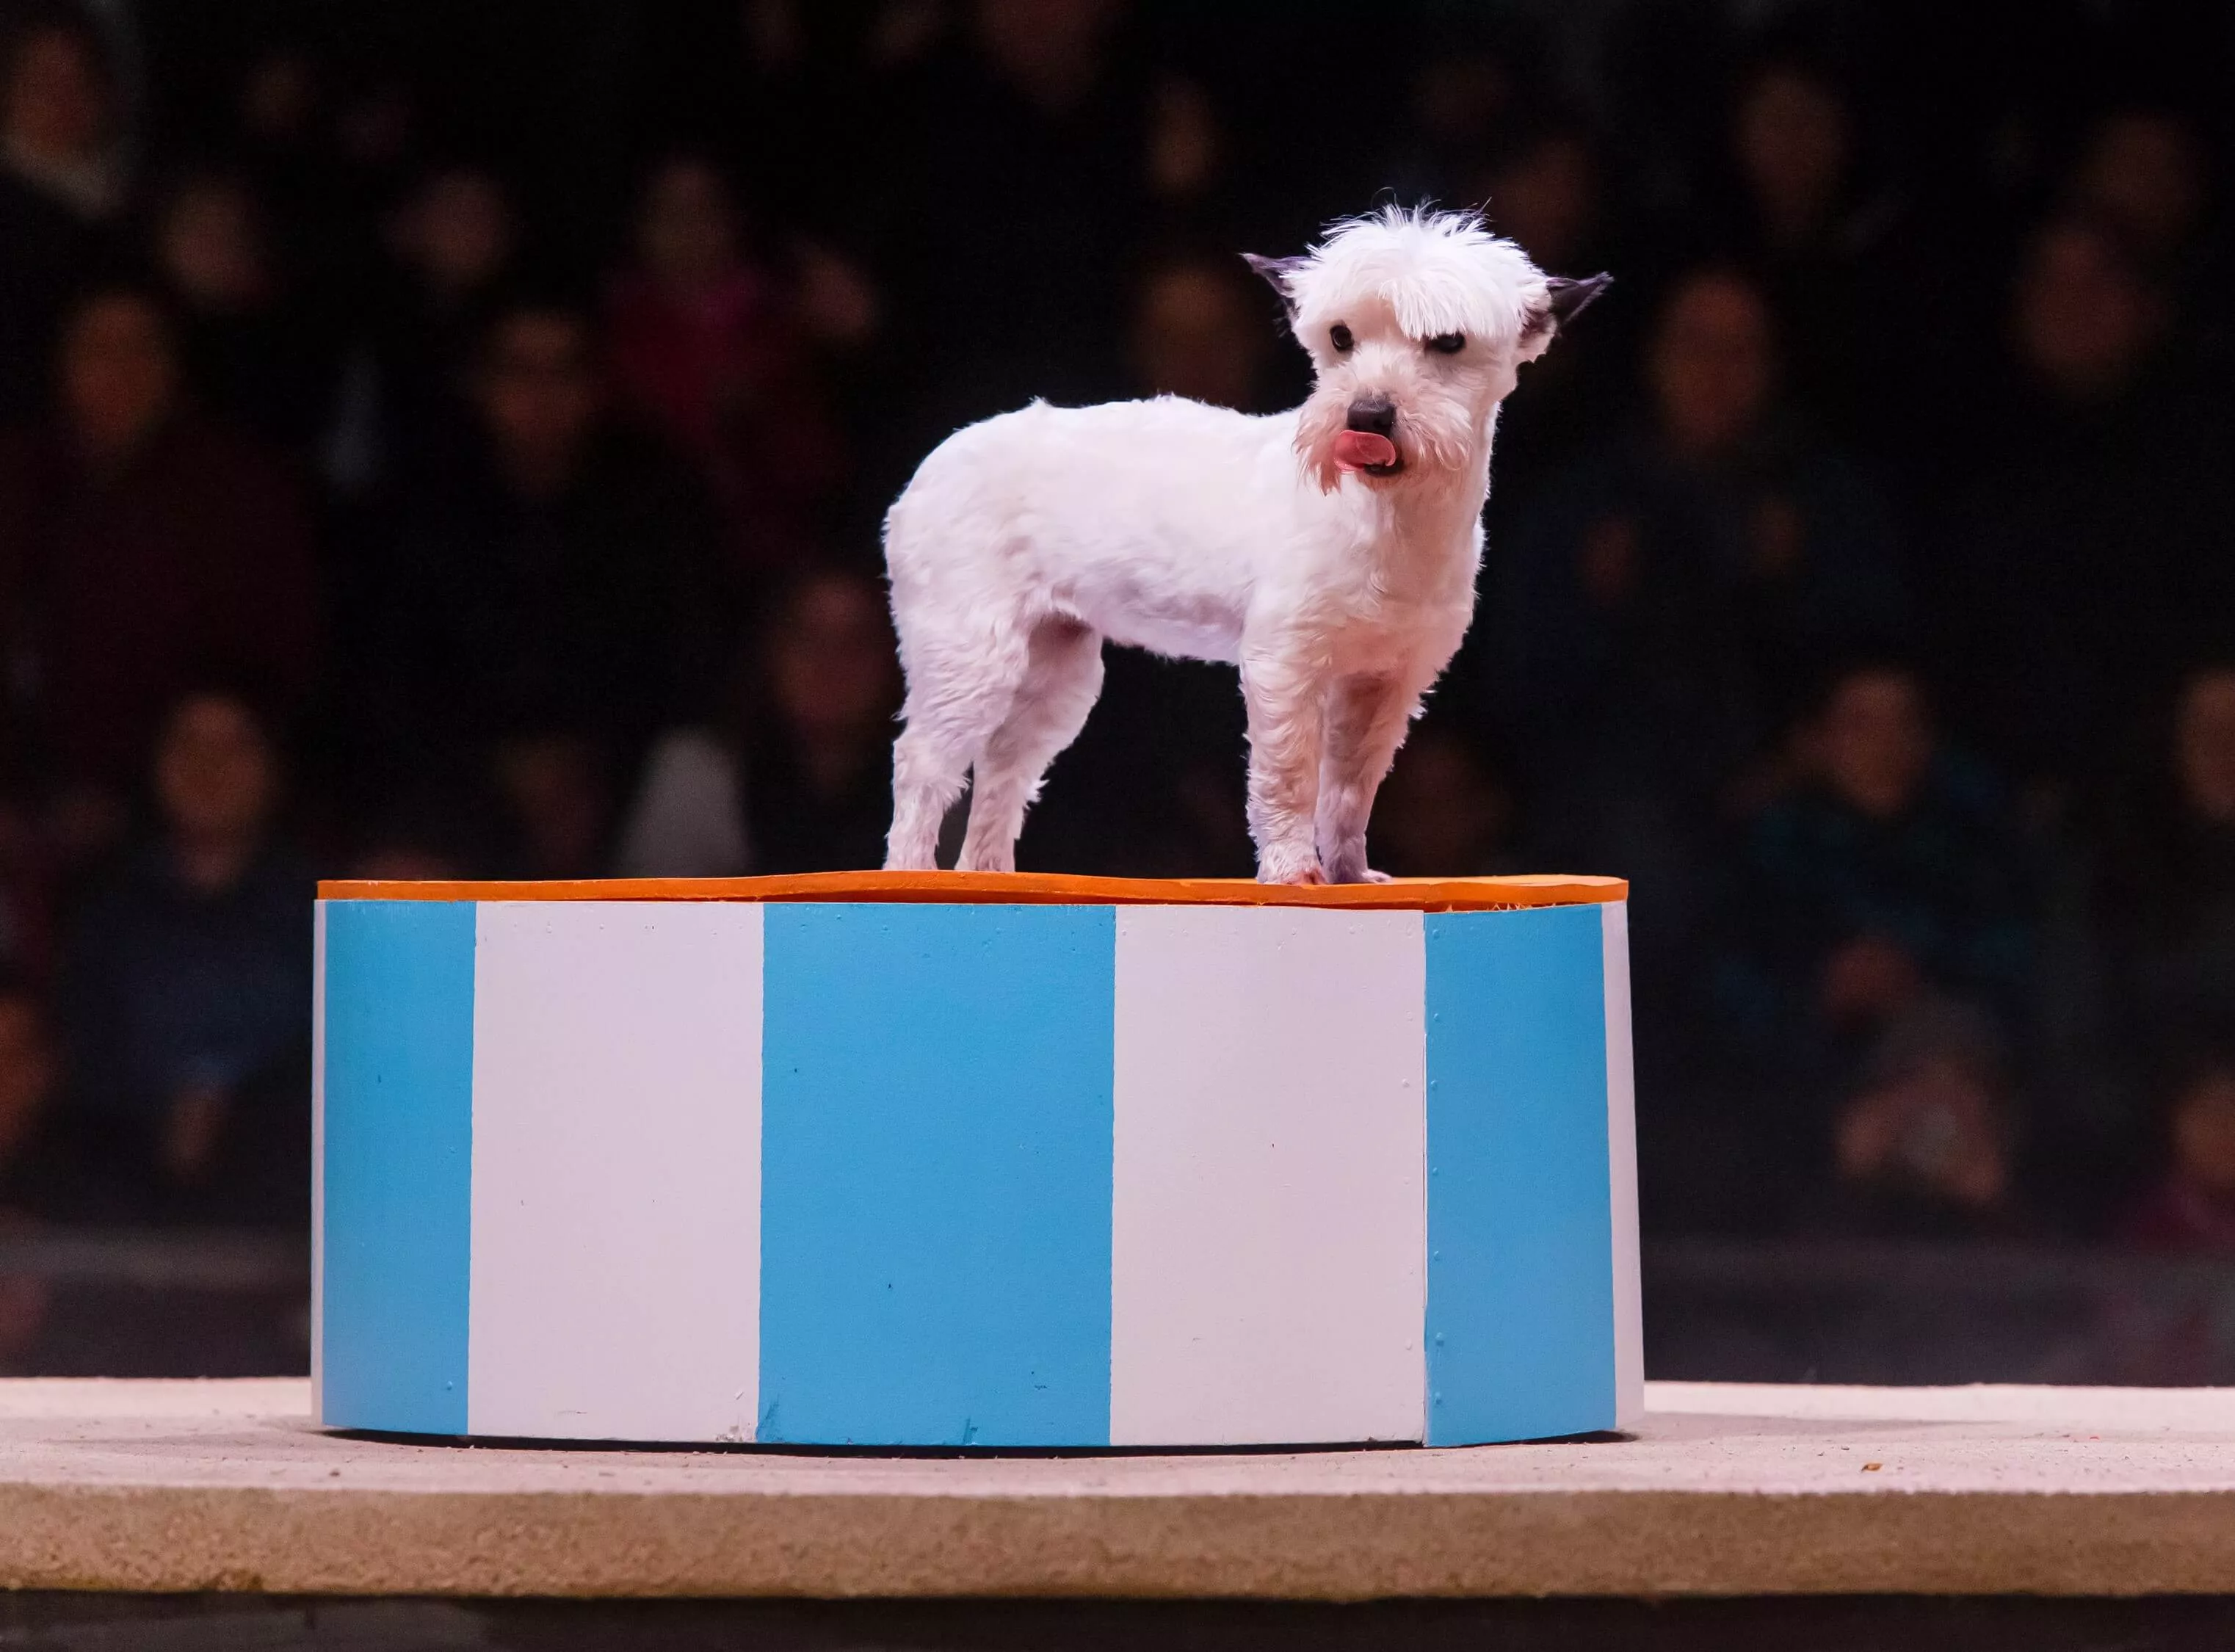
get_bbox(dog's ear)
[1548,272,1613,326]
[1521,272,1612,358]
[1242,253,1304,319]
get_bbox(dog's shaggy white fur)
[883,206,1605,883]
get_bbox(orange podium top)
[317,869,1626,913]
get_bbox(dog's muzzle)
[1334,398,1402,476]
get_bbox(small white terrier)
[883,206,1606,883]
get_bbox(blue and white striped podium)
[314,871,1640,1449]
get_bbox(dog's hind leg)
[885,619,1038,870]
[886,720,974,870]
[955,617,1104,873]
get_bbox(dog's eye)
[1329,323,1353,353]
[1426,333,1466,355]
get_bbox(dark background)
[0,0,2233,1381]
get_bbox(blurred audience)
[1939,219,2235,797]
[1128,251,1278,410]
[2093,668,2235,1093]
[605,154,845,578]
[0,0,2225,1258]
[55,689,311,1221]
[1715,664,2032,1088]
[2066,105,2225,357]
[338,159,520,497]
[0,283,317,844]
[1475,113,1630,499]
[0,980,59,1212]
[0,5,123,421]
[1370,725,1522,880]
[619,566,900,877]
[0,982,58,1366]
[490,729,614,882]
[1705,663,2034,1227]
[1490,266,1906,1069]
[1714,50,1932,453]
[229,46,331,236]
[2122,1056,2235,1253]
[359,296,728,800]
[874,0,1153,435]
[148,168,333,452]
[1819,999,2021,1240]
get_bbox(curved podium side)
[314,873,1640,1449]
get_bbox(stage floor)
[2,1379,2233,1598]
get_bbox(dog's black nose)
[1345,397,1397,437]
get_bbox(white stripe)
[1111,907,1427,1446]
[468,902,764,1441]
[1602,901,1644,1430]
[309,901,327,1419]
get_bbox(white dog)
[882,206,1606,884]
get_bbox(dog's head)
[1247,206,1607,493]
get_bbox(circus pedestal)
[314,870,1640,1449]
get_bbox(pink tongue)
[1333,430,1397,471]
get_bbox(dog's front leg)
[1241,646,1329,884]
[1316,674,1419,883]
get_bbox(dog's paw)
[1256,849,1327,886]
[1320,853,1393,885]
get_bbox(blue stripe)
[758,903,1115,1446]
[1425,905,1613,1443]
[319,900,475,1434]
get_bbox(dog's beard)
[1295,393,1387,493]
[1404,402,1477,477]
[1294,392,1474,493]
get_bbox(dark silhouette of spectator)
[1727,53,1868,255]
[604,153,844,579]
[1382,22,1543,209]
[0,5,123,423]
[1473,114,1634,510]
[2093,667,2235,1093]
[361,295,728,805]
[1707,46,1993,503]
[875,0,1154,438]
[0,768,56,976]
[0,283,318,849]
[1369,725,1523,880]
[1489,267,1907,1048]
[387,163,515,337]
[334,160,519,499]
[1710,664,2034,1200]
[0,980,61,1213]
[231,46,329,215]
[342,786,484,883]
[1938,217,2235,799]
[0,981,59,1367]
[1713,49,1939,459]
[488,728,614,882]
[617,566,899,877]
[2064,106,2226,366]
[2122,1055,2235,1252]
[1126,251,1279,412]
[2069,105,2212,261]
[1479,115,1611,278]
[54,689,312,1222]
[1816,998,2023,1240]
[1141,69,1228,224]
[147,168,334,453]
